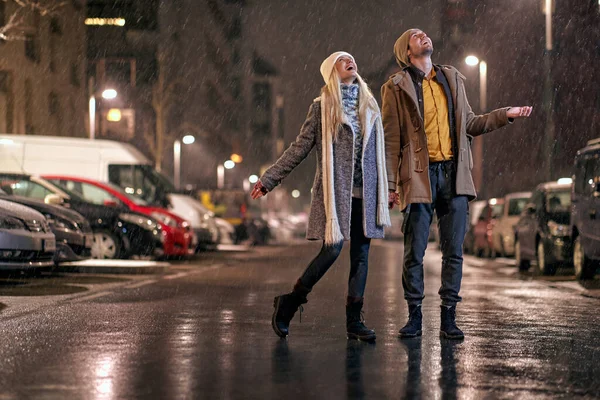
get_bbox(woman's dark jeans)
[298,198,371,299]
[402,161,468,307]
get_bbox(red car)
[43,175,194,257]
[472,198,505,258]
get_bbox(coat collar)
[391,69,422,120]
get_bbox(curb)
[58,260,171,275]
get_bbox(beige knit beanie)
[319,51,355,83]
[394,29,418,67]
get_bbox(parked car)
[0,174,164,259]
[0,198,55,271]
[43,176,194,257]
[0,190,93,264]
[0,134,212,242]
[571,138,600,281]
[169,194,219,251]
[215,217,235,245]
[472,198,504,257]
[514,181,572,274]
[491,191,532,257]
[464,200,487,254]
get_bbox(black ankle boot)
[346,299,376,341]
[272,292,307,338]
[440,305,464,340]
[398,304,422,338]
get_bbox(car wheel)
[91,230,122,259]
[536,240,556,276]
[573,236,596,281]
[515,238,530,271]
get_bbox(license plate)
[44,238,56,252]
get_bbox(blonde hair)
[320,68,378,141]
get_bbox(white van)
[0,134,219,247]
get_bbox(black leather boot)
[398,304,422,338]
[440,305,464,340]
[346,298,376,341]
[272,293,307,338]
[272,280,310,338]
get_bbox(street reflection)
[439,339,460,399]
[400,338,422,400]
[345,340,377,399]
[94,355,115,400]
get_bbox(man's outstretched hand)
[506,106,533,119]
[251,180,268,200]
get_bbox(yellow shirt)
[422,69,453,162]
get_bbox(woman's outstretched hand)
[251,180,268,199]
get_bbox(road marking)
[73,291,111,302]
[164,272,192,280]
[124,279,158,289]
[464,257,486,267]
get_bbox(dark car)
[0,191,93,264]
[571,138,600,281]
[0,199,55,271]
[514,181,572,275]
[0,174,165,260]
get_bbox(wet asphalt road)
[0,240,599,399]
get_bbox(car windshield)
[0,177,55,201]
[491,204,504,218]
[103,181,149,206]
[508,198,529,216]
[545,190,571,224]
[108,164,175,206]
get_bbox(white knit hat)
[319,51,355,83]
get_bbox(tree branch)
[0,0,67,41]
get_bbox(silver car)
[0,199,56,270]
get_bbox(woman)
[251,51,390,341]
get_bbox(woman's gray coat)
[260,99,385,241]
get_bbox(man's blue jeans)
[298,198,371,299]
[402,161,468,306]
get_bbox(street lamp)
[465,55,488,194]
[88,77,118,140]
[173,135,196,190]
[217,160,236,189]
[542,0,555,180]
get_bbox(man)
[382,29,532,340]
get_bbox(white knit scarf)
[320,94,391,245]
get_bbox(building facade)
[0,0,87,137]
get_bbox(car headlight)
[150,212,178,228]
[0,217,26,230]
[120,213,160,231]
[548,220,569,237]
[44,214,79,231]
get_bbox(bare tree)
[0,0,67,41]
[151,51,186,172]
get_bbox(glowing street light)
[230,154,243,163]
[101,89,118,99]
[465,55,479,66]
[224,160,235,169]
[182,135,195,145]
[249,175,259,184]
[291,190,300,199]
